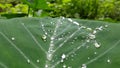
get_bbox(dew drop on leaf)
[93,30,97,34]
[94,41,101,48]
[94,52,97,54]
[61,54,66,59]
[61,59,64,62]
[81,64,87,68]
[105,25,108,27]
[42,35,47,41]
[36,59,40,63]
[96,26,103,31]
[87,28,92,31]
[88,57,90,59]
[45,64,48,68]
[63,64,66,68]
[89,34,96,39]
[107,59,111,63]
[27,59,30,64]
[11,37,15,40]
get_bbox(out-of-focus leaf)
[22,0,49,10]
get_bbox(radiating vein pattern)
[0,18,120,68]
[0,32,39,68]
[21,23,47,54]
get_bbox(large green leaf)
[0,17,120,68]
[22,0,48,10]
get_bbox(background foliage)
[0,0,120,22]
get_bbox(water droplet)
[86,39,90,42]
[96,26,103,31]
[47,53,52,61]
[87,28,92,31]
[61,54,66,59]
[58,38,63,40]
[42,35,47,41]
[94,52,97,54]
[63,65,66,68]
[107,59,111,63]
[51,37,54,40]
[11,37,15,40]
[105,25,108,27]
[81,64,87,68]
[89,34,96,39]
[36,59,40,63]
[61,59,64,62]
[73,21,79,26]
[68,18,73,22]
[68,66,72,68]
[50,44,54,46]
[27,59,30,63]
[93,30,97,34]
[81,26,86,29]
[88,57,90,59]
[94,41,100,48]
[45,64,48,68]
[71,54,74,57]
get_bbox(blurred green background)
[0,0,120,22]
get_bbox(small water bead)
[81,64,87,68]
[58,38,63,40]
[27,59,30,64]
[81,26,86,29]
[88,34,96,39]
[68,18,73,22]
[63,65,66,68]
[96,26,103,31]
[87,28,92,31]
[42,35,47,40]
[61,54,66,59]
[36,59,40,63]
[11,37,15,40]
[45,64,48,68]
[61,59,64,62]
[51,37,55,40]
[73,21,79,26]
[94,52,97,54]
[105,25,108,27]
[94,41,101,48]
[88,57,90,59]
[68,66,72,68]
[86,39,90,42]
[107,59,111,63]
[93,30,97,34]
